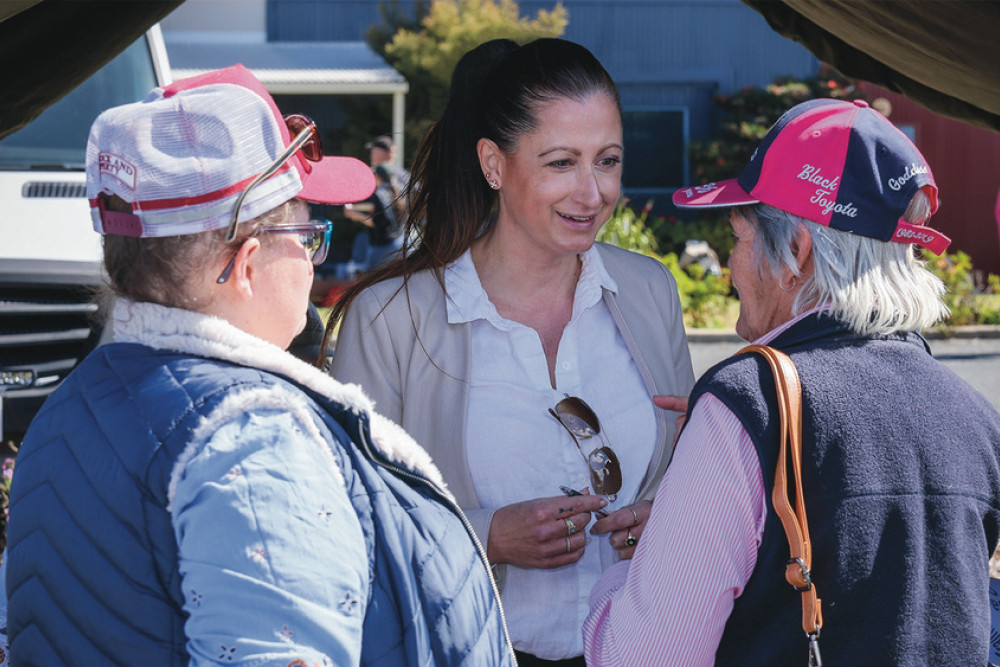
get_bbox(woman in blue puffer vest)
[4,64,515,667]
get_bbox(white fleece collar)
[112,299,449,491]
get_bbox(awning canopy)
[3,1,998,137]
[166,39,408,96]
[742,0,1000,134]
[0,0,182,140]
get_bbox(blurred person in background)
[343,162,405,269]
[365,133,410,191]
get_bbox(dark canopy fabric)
[742,0,1000,134]
[0,0,182,140]
[3,1,997,137]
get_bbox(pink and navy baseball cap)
[87,64,375,237]
[672,98,951,255]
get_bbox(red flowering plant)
[0,449,13,553]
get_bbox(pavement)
[685,325,1000,411]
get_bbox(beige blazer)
[330,242,695,556]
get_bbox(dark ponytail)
[405,38,520,268]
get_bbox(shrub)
[670,67,861,270]
[687,68,862,186]
[922,249,1000,329]
[597,198,660,255]
[601,205,1000,332]
[657,213,735,264]
[599,201,738,328]
[659,252,737,329]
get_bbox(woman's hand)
[487,493,608,569]
[654,394,689,447]
[653,394,688,413]
[590,499,652,560]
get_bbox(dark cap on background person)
[365,135,395,153]
[87,64,375,239]
[672,98,951,255]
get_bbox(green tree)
[365,0,430,58]
[366,0,568,164]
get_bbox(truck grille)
[21,181,88,198]
[0,282,104,437]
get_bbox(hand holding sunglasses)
[560,486,609,519]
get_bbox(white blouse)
[445,247,657,660]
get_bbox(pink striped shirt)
[583,310,822,665]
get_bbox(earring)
[485,172,500,190]
[779,275,797,292]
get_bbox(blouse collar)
[445,245,618,326]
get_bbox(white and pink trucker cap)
[672,98,951,255]
[86,64,375,237]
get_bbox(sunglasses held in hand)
[549,395,622,502]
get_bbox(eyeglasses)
[216,219,332,284]
[224,114,323,243]
[549,395,622,502]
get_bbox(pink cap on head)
[673,98,950,255]
[87,64,375,237]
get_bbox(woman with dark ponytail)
[328,38,694,665]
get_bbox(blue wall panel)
[269,0,393,41]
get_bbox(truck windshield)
[0,37,158,171]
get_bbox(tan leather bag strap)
[738,345,823,666]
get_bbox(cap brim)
[672,177,759,209]
[299,155,376,205]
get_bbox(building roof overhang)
[166,37,408,95]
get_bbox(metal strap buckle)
[787,557,813,591]
[807,631,822,667]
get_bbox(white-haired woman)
[585,98,1000,666]
[4,65,515,666]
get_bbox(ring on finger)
[629,507,639,526]
[564,517,578,536]
[566,537,573,553]
[625,530,637,548]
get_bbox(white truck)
[0,26,171,441]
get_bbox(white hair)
[741,190,949,335]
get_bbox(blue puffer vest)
[6,340,513,666]
[691,314,1000,666]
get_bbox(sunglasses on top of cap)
[224,113,322,243]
